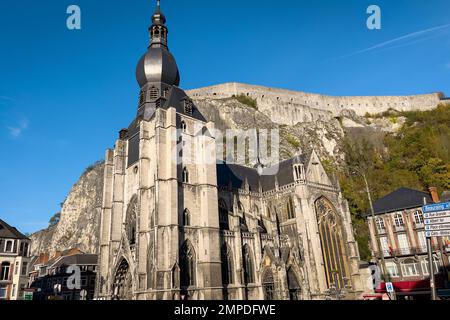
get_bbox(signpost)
[423,201,450,301]
[23,291,33,301]
[386,282,394,294]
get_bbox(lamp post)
[356,171,394,299]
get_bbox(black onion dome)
[135,0,180,87]
[136,47,180,87]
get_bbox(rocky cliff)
[31,83,446,257]
[30,162,104,256]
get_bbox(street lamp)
[353,170,393,299]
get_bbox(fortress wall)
[187,83,444,125]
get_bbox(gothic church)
[96,2,365,300]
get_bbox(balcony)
[414,223,425,229]
[374,244,441,258]
[393,225,405,232]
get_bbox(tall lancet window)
[182,167,189,183]
[126,196,138,247]
[242,244,255,284]
[315,197,350,290]
[221,244,234,286]
[180,241,196,287]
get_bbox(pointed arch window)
[287,267,301,300]
[221,244,234,285]
[315,197,350,290]
[147,245,154,289]
[262,269,275,300]
[183,209,191,226]
[181,121,187,133]
[287,197,295,220]
[242,244,255,285]
[182,167,189,183]
[126,196,138,247]
[180,241,196,287]
[219,199,229,230]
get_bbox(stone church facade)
[95,2,365,300]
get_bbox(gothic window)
[221,244,234,286]
[147,245,154,289]
[184,99,193,115]
[219,199,229,230]
[240,216,249,232]
[163,88,169,98]
[1,262,10,281]
[287,197,295,220]
[182,167,189,183]
[315,197,350,290]
[181,121,187,133]
[375,217,385,232]
[126,196,138,247]
[414,210,424,224]
[242,244,255,285]
[293,164,304,181]
[287,267,301,300]
[394,213,405,227]
[149,86,159,100]
[180,241,196,287]
[183,209,191,226]
[262,269,275,300]
[112,259,132,300]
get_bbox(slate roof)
[51,254,98,268]
[216,154,306,193]
[0,219,29,240]
[369,187,433,216]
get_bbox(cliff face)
[32,83,436,257]
[31,162,104,256]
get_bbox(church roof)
[216,154,307,192]
[369,187,433,216]
[0,219,29,240]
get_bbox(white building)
[0,219,31,300]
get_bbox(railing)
[393,225,405,232]
[374,244,441,258]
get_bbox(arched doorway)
[287,267,301,300]
[112,259,133,300]
[262,269,275,300]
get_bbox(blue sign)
[423,202,450,213]
[386,282,395,293]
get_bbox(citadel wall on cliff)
[188,83,445,126]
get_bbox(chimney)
[429,187,440,203]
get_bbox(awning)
[376,278,445,294]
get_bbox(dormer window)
[293,164,305,182]
[184,99,193,115]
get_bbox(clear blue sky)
[0,0,449,233]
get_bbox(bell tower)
[97,0,223,300]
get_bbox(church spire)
[149,0,168,47]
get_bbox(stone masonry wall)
[187,83,444,126]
